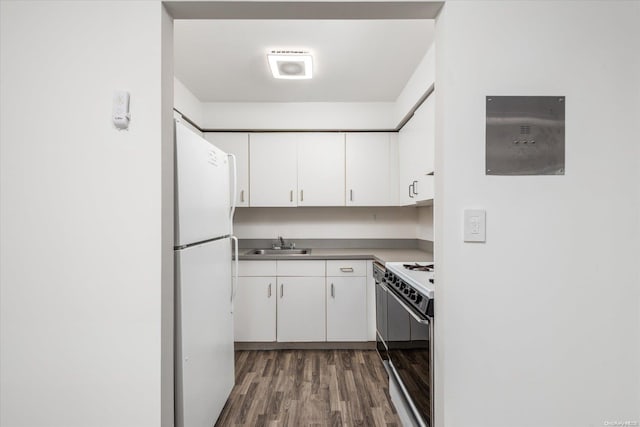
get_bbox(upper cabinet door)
[398,95,435,205]
[399,113,418,206]
[345,133,393,206]
[414,95,435,203]
[204,133,250,207]
[250,133,298,207]
[297,133,345,206]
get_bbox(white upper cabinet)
[204,133,250,207]
[297,133,345,206]
[398,95,435,205]
[250,133,298,207]
[345,132,397,206]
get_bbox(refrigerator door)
[175,238,235,427]
[175,121,231,247]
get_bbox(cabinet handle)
[290,190,293,202]
[350,189,353,201]
[300,189,304,202]
[409,183,415,198]
[268,283,272,298]
[240,190,245,203]
[280,284,284,298]
[340,267,354,273]
[331,283,335,298]
[412,180,418,196]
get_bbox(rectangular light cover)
[267,54,313,79]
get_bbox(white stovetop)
[385,261,434,299]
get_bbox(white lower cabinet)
[235,259,372,343]
[277,277,326,342]
[234,276,276,342]
[326,276,368,341]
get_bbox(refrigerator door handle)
[230,235,239,310]
[228,153,237,233]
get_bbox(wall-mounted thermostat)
[486,96,565,175]
[113,90,130,130]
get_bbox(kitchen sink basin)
[249,249,311,255]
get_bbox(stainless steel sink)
[249,249,311,255]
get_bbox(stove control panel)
[384,271,432,318]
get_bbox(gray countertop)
[239,248,433,265]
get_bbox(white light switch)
[464,209,486,242]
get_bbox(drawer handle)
[241,189,245,203]
[340,267,354,273]
[331,283,335,298]
[268,283,272,298]
[280,284,284,298]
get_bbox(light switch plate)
[464,209,486,242]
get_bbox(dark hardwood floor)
[215,349,401,426]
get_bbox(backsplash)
[233,206,433,240]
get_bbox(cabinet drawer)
[326,260,367,277]
[277,260,326,277]
[237,260,277,277]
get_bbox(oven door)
[375,278,389,361]
[386,287,432,427]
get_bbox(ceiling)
[174,19,435,103]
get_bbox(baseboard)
[234,341,376,351]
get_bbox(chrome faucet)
[273,236,295,250]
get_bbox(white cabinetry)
[398,95,435,205]
[235,259,372,343]
[234,277,276,341]
[234,261,277,342]
[345,132,398,206]
[277,277,326,342]
[249,133,298,207]
[204,133,250,207]
[297,133,345,206]
[250,133,346,207]
[326,260,367,341]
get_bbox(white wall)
[234,207,420,239]
[394,42,435,125]
[416,205,434,241]
[0,2,171,426]
[174,76,204,127]
[435,2,640,427]
[201,101,396,130]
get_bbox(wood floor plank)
[215,349,401,427]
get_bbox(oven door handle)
[381,283,431,325]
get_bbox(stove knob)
[409,292,417,301]
[415,295,423,304]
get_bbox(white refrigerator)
[174,120,237,427]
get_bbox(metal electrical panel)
[486,96,565,175]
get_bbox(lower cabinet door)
[326,277,368,341]
[277,277,326,342]
[234,276,276,342]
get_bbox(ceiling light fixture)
[267,50,313,80]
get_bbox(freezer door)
[175,238,235,427]
[175,121,231,246]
